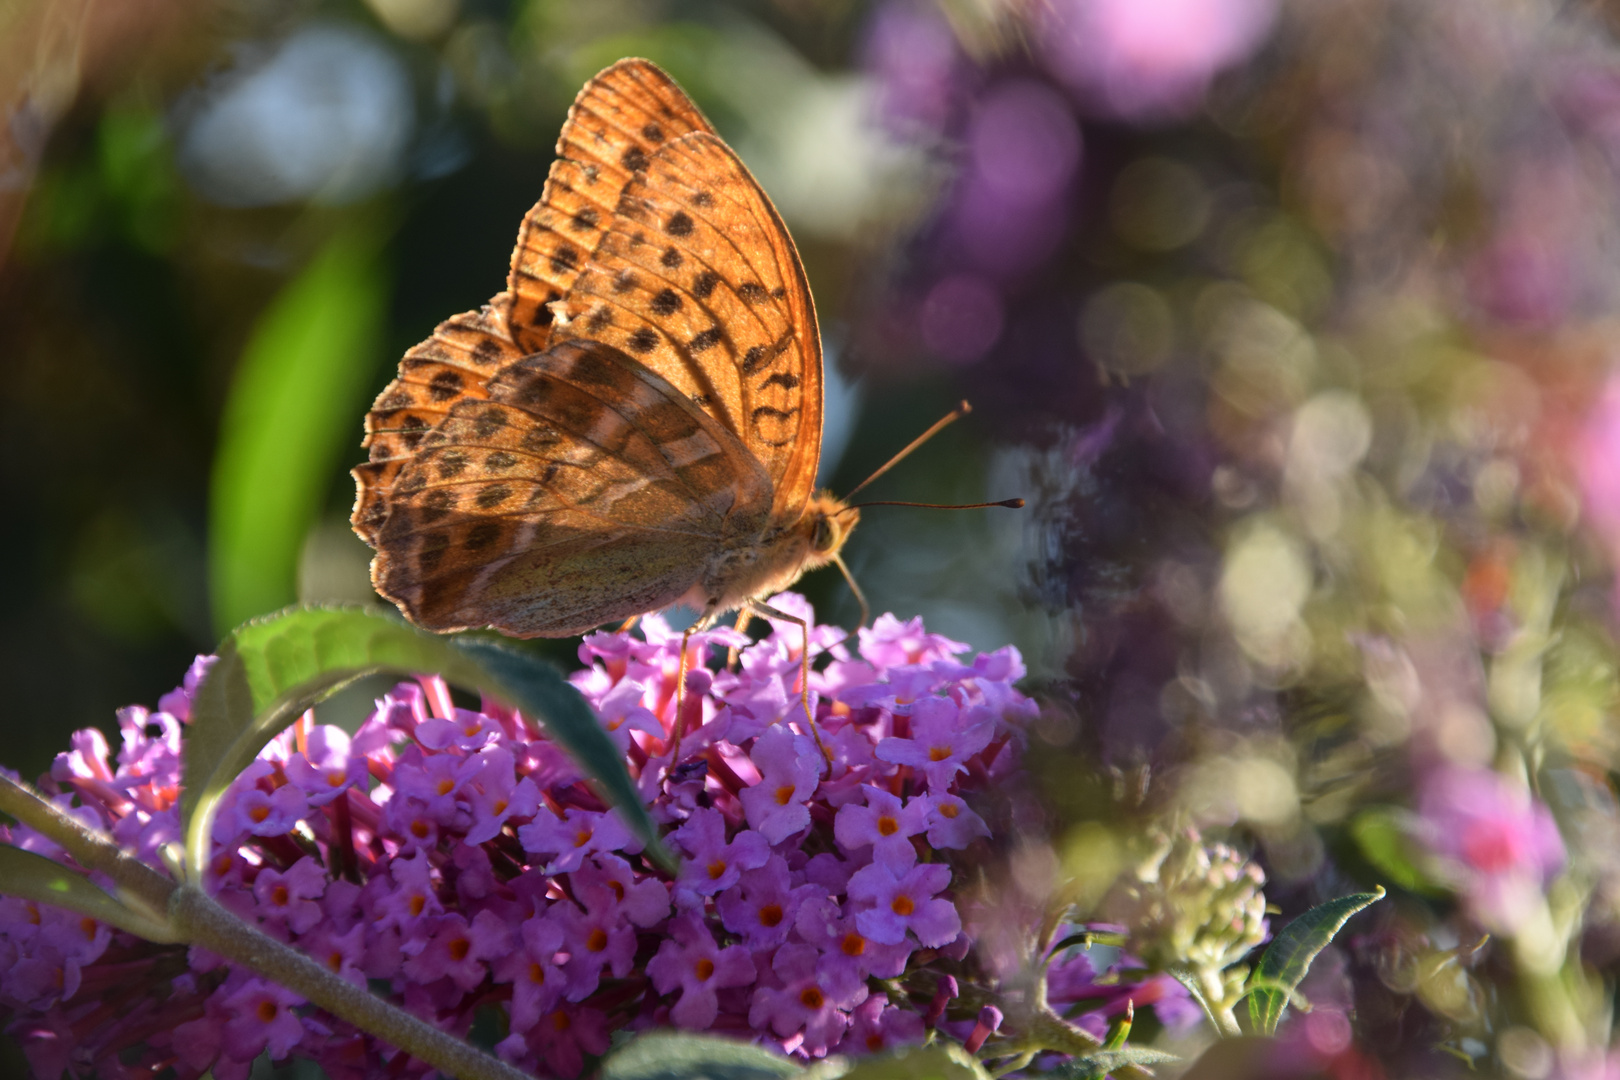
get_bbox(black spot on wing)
[550,245,580,275]
[661,247,684,269]
[689,327,722,353]
[692,270,719,300]
[737,282,768,303]
[622,146,649,172]
[464,522,502,551]
[428,371,463,402]
[666,211,694,237]
[760,372,800,392]
[651,289,682,316]
[628,328,659,353]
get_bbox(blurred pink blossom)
[1040,0,1278,118]
[1416,767,1565,932]
[1576,372,1620,550]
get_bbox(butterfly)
[351,58,860,744]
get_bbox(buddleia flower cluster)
[1102,827,1271,984]
[0,594,1136,1080]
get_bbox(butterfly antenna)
[842,401,973,501]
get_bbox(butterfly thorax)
[683,491,858,617]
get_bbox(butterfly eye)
[812,517,837,553]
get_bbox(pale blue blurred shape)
[178,23,413,207]
[818,338,862,489]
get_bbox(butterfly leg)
[618,614,642,633]
[669,606,719,767]
[744,598,832,766]
[726,609,755,671]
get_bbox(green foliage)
[1049,1047,1181,1079]
[599,1031,805,1080]
[208,227,389,632]
[830,1043,992,1080]
[1245,887,1385,1035]
[0,844,174,942]
[1348,809,1441,896]
[183,606,672,880]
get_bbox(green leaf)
[1245,886,1385,1035]
[208,224,389,633]
[599,1031,803,1080]
[1050,1047,1180,1079]
[0,845,177,942]
[183,606,672,878]
[825,1043,991,1080]
[1348,808,1443,896]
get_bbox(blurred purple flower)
[862,1,964,138]
[1040,0,1278,119]
[1416,767,1565,930]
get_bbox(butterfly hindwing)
[367,339,773,635]
[551,130,823,523]
[506,59,717,351]
[354,296,527,544]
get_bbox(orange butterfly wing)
[354,59,832,637]
[356,59,716,541]
[368,339,775,635]
[549,130,824,523]
[506,59,718,351]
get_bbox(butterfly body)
[353,60,853,640]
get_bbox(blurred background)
[10,0,1620,1074]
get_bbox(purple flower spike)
[874,697,995,792]
[401,909,510,993]
[672,807,771,903]
[0,596,1035,1077]
[221,978,306,1063]
[285,726,367,806]
[835,785,931,871]
[923,793,991,849]
[739,725,824,843]
[718,856,820,949]
[647,911,757,1029]
[847,861,961,947]
[843,993,926,1054]
[750,943,867,1056]
[518,806,637,873]
[252,857,326,936]
[495,913,566,1033]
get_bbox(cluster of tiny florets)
[0,596,1041,1079]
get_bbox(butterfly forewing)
[552,130,823,522]
[354,297,527,543]
[506,60,717,350]
[368,339,773,635]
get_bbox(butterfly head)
[801,490,859,570]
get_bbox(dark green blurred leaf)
[599,1031,803,1080]
[1050,1047,1179,1079]
[0,844,175,941]
[1348,808,1442,897]
[208,225,388,632]
[183,606,672,877]
[826,1044,989,1080]
[1246,887,1385,1035]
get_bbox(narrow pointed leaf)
[0,845,177,942]
[600,1031,803,1080]
[183,606,670,878]
[1246,886,1385,1035]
